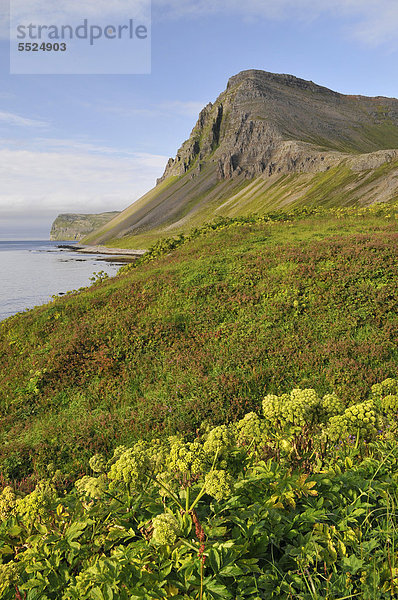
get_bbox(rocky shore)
[58,244,146,258]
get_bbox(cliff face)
[83,70,398,246]
[159,69,398,182]
[50,212,120,241]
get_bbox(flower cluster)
[235,412,267,449]
[16,482,55,526]
[326,401,378,441]
[284,388,320,427]
[263,389,321,430]
[203,425,235,458]
[204,469,234,501]
[108,444,150,490]
[262,394,283,426]
[381,394,398,416]
[168,437,206,475]
[75,475,107,500]
[321,393,345,421]
[89,454,106,473]
[152,512,180,545]
[371,378,398,400]
[0,486,17,521]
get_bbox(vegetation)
[1,205,398,486]
[2,379,398,598]
[1,202,398,597]
[100,161,398,251]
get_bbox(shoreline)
[57,243,146,258]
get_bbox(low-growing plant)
[1,380,398,599]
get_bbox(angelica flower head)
[168,437,206,474]
[0,485,17,521]
[205,469,234,501]
[16,482,55,526]
[75,475,107,500]
[235,412,267,448]
[89,454,106,473]
[152,512,180,545]
[203,424,235,458]
[108,445,150,490]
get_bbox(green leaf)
[0,544,14,556]
[218,565,244,577]
[89,587,105,600]
[65,521,87,542]
[205,580,233,599]
[208,548,221,573]
[342,555,364,574]
[7,525,22,537]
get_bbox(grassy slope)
[1,206,397,482]
[99,160,398,250]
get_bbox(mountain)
[50,212,120,241]
[83,70,398,247]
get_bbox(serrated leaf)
[208,548,221,573]
[206,580,233,598]
[65,521,87,542]
[89,587,105,600]
[219,565,244,577]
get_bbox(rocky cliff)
[83,70,398,246]
[50,212,120,241]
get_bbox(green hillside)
[89,159,398,251]
[1,205,398,484]
[1,204,398,599]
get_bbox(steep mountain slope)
[84,70,398,246]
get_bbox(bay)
[0,240,127,322]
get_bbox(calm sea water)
[0,241,126,322]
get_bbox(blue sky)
[1,0,398,239]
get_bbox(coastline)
[57,243,146,258]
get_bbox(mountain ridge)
[83,70,398,247]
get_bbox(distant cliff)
[50,212,120,241]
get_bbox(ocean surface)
[0,241,127,322]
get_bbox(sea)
[0,240,128,322]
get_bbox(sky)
[1,0,398,239]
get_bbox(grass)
[103,159,398,251]
[0,205,397,482]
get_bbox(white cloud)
[0,110,49,128]
[0,141,168,220]
[9,0,149,20]
[3,0,397,47]
[1,0,150,39]
[97,99,207,120]
[154,0,398,47]
[158,101,207,118]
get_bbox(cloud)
[2,0,150,39]
[9,0,149,20]
[158,101,207,118]
[97,99,207,120]
[0,110,49,128]
[0,140,168,222]
[3,0,397,47]
[154,0,398,48]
